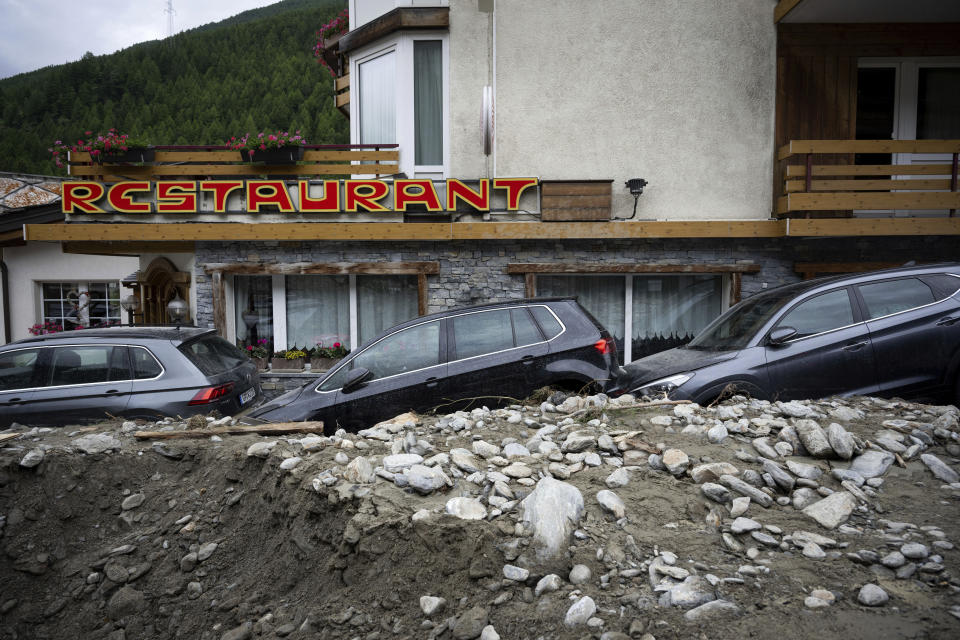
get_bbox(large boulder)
[520,477,584,568]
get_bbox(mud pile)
[1,393,959,640]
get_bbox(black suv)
[245,298,619,432]
[611,264,960,405]
[0,327,262,427]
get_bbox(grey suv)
[0,327,262,427]
[611,264,960,405]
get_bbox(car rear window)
[179,335,248,375]
[919,274,960,301]
[529,306,562,339]
[132,347,163,379]
[512,308,543,346]
[0,348,41,391]
[858,278,936,319]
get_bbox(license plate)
[239,387,256,405]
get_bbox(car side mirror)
[767,326,798,346]
[341,367,373,393]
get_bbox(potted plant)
[312,8,349,78]
[227,130,307,164]
[50,129,153,167]
[310,341,349,371]
[271,347,307,371]
[244,338,270,370]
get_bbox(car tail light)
[189,383,234,405]
[594,338,612,354]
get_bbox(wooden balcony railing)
[777,140,960,218]
[67,144,398,182]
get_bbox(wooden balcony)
[67,145,399,182]
[777,139,960,218]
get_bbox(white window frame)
[350,32,450,178]
[37,280,122,329]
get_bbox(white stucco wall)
[448,0,777,220]
[0,242,139,343]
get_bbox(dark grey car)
[0,327,262,427]
[611,264,960,405]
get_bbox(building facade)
[25,0,960,394]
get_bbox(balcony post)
[951,152,958,218]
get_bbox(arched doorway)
[133,258,191,325]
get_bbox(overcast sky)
[0,0,280,79]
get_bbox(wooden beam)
[25,223,451,242]
[338,7,449,54]
[211,271,226,337]
[787,218,960,236]
[730,272,742,305]
[794,261,904,276]
[524,273,536,297]
[784,179,952,192]
[451,221,786,239]
[774,0,803,23]
[335,74,350,91]
[203,261,439,276]
[133,421,325,439]
[335,91,350,109]
[506,263,761,274]
[786,164,953,177]
[417,272,428,316]
[540,181,613,196]
[779,139,960,160]
[68,163,398,177]
[62,241,195,256]
[0,228,24,247]
[784,192,960,211]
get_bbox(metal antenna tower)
[164,0,176,38]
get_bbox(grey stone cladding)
[193,236,958,330]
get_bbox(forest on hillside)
[0,0,348,176]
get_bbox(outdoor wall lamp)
[166,291,190,325]
[617,178,649,220]
[120,293,140,325]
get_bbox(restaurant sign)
[61,178,538,214]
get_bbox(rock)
[535,574,562,596]
[186,581,203,599]
[667,576,716,608]
[597,434,618,453]
[701,483,731,504]
[334,451,349,464]
[450,449,484,473]
[503,564,529,581]
[558,396,583,413]
[73,433,121,455]
[825,423,856,460]
[564,596,596,627]
[857,583,889,607]
[794,420,833,457]
[121,493,145,510]
[792,488,819,510]
[107,586,145,619]
[752,438,781,459]
[472,440,500,458]
[802,542,826,559]
[707,425,728,444]
[730,496,750,517]
[221,622,253,640]
[479,626,500,640]
[690,462,739,484]
[785,460,823,480]
[245,441,276,458]
[683,599,739,622]
[383,453,423,473]
[446,497,487,520]
[453,606,489,639]
[19,448,44,468]
[197,542,218,562]
[829,405,864,422]
[569,564,592,584]
[180,552,198,572]
[279,456,302,470]
[605,468,630,488]
[662,448,690,475]
[730,517,761,534]
[343,456,375,484]
[844,446,896,477]
[802,492,857,530]
[503,462,533,478]
[548,462,571,479]
[407,464,451,494]
[562,431,596,453]
[762,459,795,491]
[920,454,959,484]
[503,443,530,458]
[596,490,626,518]
[776,401,814,418]
[420,595,447,616]
[719,474,773,508]
[900,543,929,560]
[520,477,585,563]
[881,551,906,568]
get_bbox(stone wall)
[193,236,959,330]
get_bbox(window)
[858,278,936,319]
[132,347,163,379]
[536,274,725,362]
[46,346,127,387]
[414,40,443,166]
[358,275,419,344]
[41,282,121,329]
[287,275,350,350]
[453,310,515,359]
[179,336,247,375]
[776,289,855,339]
[351,320,440,381]
[235,276,274,351]
[0,348,40,391]
[358,50,396,148]
[512,308,543,347]
[530,306,563,339]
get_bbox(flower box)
[99,148,156,164]
[241,146,304,164]
[271,357,304,371]
[252,357,268,371]
[310,357,341,372]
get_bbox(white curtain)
[632,275,722,357]
[537,275,626,356]
[414,40,443,166]
[358,275,419,345]
[234,276,274,349]
[359,51,396,146]
[917,68,960,139]
[286,276,350,351]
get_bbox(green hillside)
[0,0,347,176]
